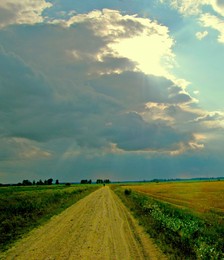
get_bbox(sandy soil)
[1,187,167,260]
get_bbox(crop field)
[123,181,224,217]
[0,184,99,252]
[114,181,224,259]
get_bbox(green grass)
[0,184,99,252]
[113,185,224,260]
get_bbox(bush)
[124,188,132,195]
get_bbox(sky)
[0,0,224,183]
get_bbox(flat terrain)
[0,187,165,260]
[124,181,224,215]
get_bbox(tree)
[36,179,44,185]
[96,179,103,184]
[47,178,53,185]
[55,179,59,185]
[22,179,32,186]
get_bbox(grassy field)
[113,181,224,259]
[0,184,99,252]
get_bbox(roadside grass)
[0,184,99,252]
[113,184,224,259]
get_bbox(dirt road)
[1,187,166,260]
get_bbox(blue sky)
[0,0,224,183]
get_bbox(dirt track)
[1,187,166,259]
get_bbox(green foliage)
[80,179,92,184]
[124,188,132,195]
[114,187,224,260]
[0,185,99,252]
[96,179,111,184]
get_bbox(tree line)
[80,179,111,184]
[16,178,59,186]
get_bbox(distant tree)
[96,179,103,184]
[33,180,36,185]
[22,179,32,186]
[47,178,53,185]
[37,179,44,185]
[55,179,59,185]
[80,179,92,184]
[104,179,111,184]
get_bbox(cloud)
[169,0,224,16]
[199,13,224,43]
[0,8,223,182]
[167,1,224,43]
[0,10,197,155]
[196,30,208,39]
[0,0,52,28]
[0,137,51,162]
[170,0,204,15]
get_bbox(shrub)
[124,188,132,195]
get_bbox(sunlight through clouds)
[110,34,174,77]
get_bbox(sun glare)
[110,34,174,77]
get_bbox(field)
[114,181,224,259]
[123,181,224,218]
[0,184,99,252]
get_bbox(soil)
[0,187,167,259]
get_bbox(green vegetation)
[0,184,99,252]
[113,185,224,259]
[96,179,111,184]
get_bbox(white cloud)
[168,1,224,43]
[170,0,224,16]
[196,30,208,39]
[170,0,205,15]
[210,0,224,16]
[199,13,224,43]
[0,0,52,28]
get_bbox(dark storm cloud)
[0,8,222,183]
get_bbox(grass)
[0,184,99,252]
[113,181,224,259]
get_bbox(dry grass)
[124,181,224,215]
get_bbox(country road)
[1,187,166,260]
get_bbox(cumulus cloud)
[0,0,52,28]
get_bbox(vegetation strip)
[113,186,224,259]
[0,184,99,252]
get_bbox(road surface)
[1,187,166,259]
